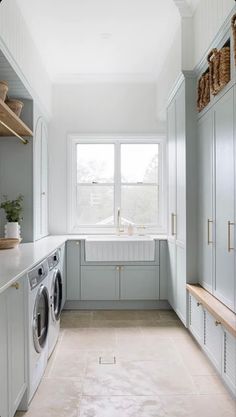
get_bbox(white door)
[214,88,235,310]
[167,99,177,240]
[198,111,214,292]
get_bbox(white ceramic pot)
[4,222,21,239]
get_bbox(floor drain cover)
[99,356,116,365]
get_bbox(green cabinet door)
[81,266,119,300]
[66,241,81,300]
[120,266,159,300]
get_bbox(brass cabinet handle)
[227,221,234,252]
[171,213,177,236]
[116,266,120,271]
[197,302,202,307]
[11,282,19,290]
[215,320,221,327]
[207,219,213,245]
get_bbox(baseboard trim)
[63,300,171,310]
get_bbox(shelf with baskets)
[0,98,33,144]
[197,12,236,114]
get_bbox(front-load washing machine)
[27,260,50,403]
[47,248,63,358]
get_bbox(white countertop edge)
[0,234,167,294]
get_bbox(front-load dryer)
[47,249,63,358]
[27,260,50,403]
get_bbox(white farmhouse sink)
[85,235,155,262]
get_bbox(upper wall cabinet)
[197,86,235,312]
[167,73,197,324]
[34,107,48,240]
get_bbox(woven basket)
[0,80,8,102]
[0,238,20,250]
[197,69,210,112]
[207,46,230,96]
[5,99,24,117]
[232,14,236,65]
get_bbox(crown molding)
[173,0,194,17]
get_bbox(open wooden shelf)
[0,99,33,139]
[187,284,236,337]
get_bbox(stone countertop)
[0,234,167,294]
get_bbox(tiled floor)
[16,310,236,417]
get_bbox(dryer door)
[33,284,49,353]
[51,269,63,322]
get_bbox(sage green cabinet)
[120,266,159,300]
[6,278,27,417]
[66,241,81,300]
[0,276,27,417]
[81,266,119,300]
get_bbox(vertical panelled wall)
[0,0,51,115]
[193,0,235,66]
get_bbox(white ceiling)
[16,0,181,83]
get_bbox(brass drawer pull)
[171,213,177,236]
[227,221,234,252]
[215,320,221,327]
[11,282,19,290]
[207,219,213,245]
[197,302,202,307]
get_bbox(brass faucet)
[117,207,124,235]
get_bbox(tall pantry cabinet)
[167,72,198,324]
[197,86,236,312]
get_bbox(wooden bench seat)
[187,284,236,337]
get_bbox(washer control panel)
[28,260,49,290]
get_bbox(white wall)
[0,0,51,115]
[156,25,182,120]
[49,82,164,234]
[193,0,235,66]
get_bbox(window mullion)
[114,141,121,228]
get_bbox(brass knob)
[11,282,19,290]
[197,302,202,307]
[215,320,221,326]
[116,266,120,271]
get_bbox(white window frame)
[67,134,167,234]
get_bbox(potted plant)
[0,194,24,239]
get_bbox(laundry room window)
[67,136,166,233]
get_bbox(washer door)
[51,269,62,322]
[33,284,49,353]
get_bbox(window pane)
[77,144,114,183]
[121,185,158,224]
[121,144,159,183]
[76,185,114,225]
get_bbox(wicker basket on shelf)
[232,14,236,65]
[197,69,210,112]
[207,46,230,96]
[0,81,8,102]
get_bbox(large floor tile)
[61,311,92,328]
[79,396,166,417]
[83,359,197,396]
[173,337,217,376]
[160,394,236,417]
[192,375,231,395]
[16,378,81,417]
[46,349,88,378]
[60,327,117,351]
